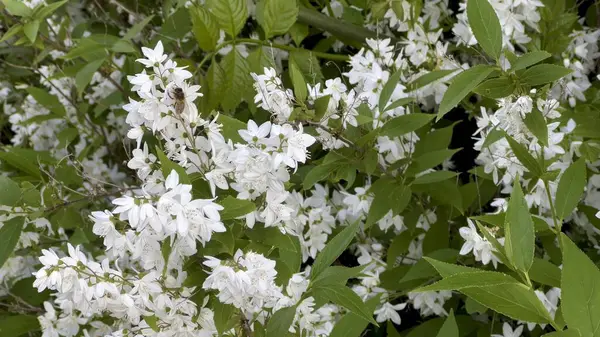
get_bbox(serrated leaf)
[504,178,535,272]
[209,0,248,38]
[379,70,403,111]
[311,220,360,280]
[0,217,25,268]
[155,146,190,185]
[0,315,40,337]
[256,0,299,39]
[416,270,521,292]
[561,233,600,337]
[521,64,572,86]
[0,176,22,207]
[380,113,434,137]
[329,295,380,337]
[467,0,503,59]
[407,69,458,92]
[26,87,66,117]
[289,59,307,102]
[554,158,586,221]
[312,285,377,325]
[266,305,296,337]
[23,19,40,43]
[219,50,251,111]
[529,258,561,288]
[438,65,495,120]
[311,265,365,287]
[474,77,515,98]
[2,0,32,17]
[0,24,23,43]
[218,196,256,220]
[289,23,309,45]
[435,310,458,337]
[524,107,549,146]
[122,15,155,40]
[76,58,105,96]
[505,133,543,178]
[190,7,219,51]
[412,171,458,185]
[511,51,552,71]
[213,300,238,335]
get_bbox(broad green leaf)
[329,296,380,337]
[383,97,415,112]
[209,0,248,38]
[554,158,586,221]
[467,0,503,59]
[155,146,190,185]
[144,316,159,332]
[406,148,460,176]
[393,249,459,288]
[213,300,238,335]
[416,270,521,292]
[303,162,343,190]
[406,69,458,92]
[465,297,488,314]
[311,220,360,280]
[0,176,21,207]
[0,24,23,43]
[311,265,365,287]
[122,15,155,40]
[0,217,25,268]
[504,178,535,272]
[412,171,458,185]
[23,19,40,43]
[26,87,66,116]
[219,50,252,111]
[380,113,434,138]
[312,285,377,325]
[190,7,219,51]
[542,331,581,337]
[561,233,600,337]
[0,148,54,179]
[366,179,410,227]
[218,196,256,220]
[266,305,296,337]
[379,70,403,111]
[0,315,40,337]
[425,258,553,323]
[474,77,515,98]
[438,65,495,120]
[511,51,552,71]
[524,107,549,146]
[218,114,246,143]
[33,0,67,19]
[529,258,561,288]
[256,0,299,39]
[289,50,323,83]
[2,0,32,16]
[387,231,413,268]
[76,58,106,96]
[289,59,307,102]
[521,64,572,86]
[289,23,309,45]
[436,310,458,337]
[505,134,543,178]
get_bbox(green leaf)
[467,0,503,59]
[383,97,415,112]
[0,176,21,207]
[218,196,256,220]
[505,133,543,178]
[2,0,32,16]
[219,114,247,143]
[407,148,460,176]
[144,316,159,332]
[26,87,66,117]
[416,270,521,292]
[256,0,299,39]
[311,220,360,280]
[380,113,435,138]
[23,19,40,43]
[529,258,561,288]
[542,331,581,337]
[0,148,54,179]
[521,64,573,86]
[438,65,495,120]
[524,107,549,146]
[379,70,403,111]
[266,305,296,337]
[219,50,252,111]
[366,179,411,227]
[311,265,365,287]
[122,15,155,40]
[34,0,68,19]
[312,285,377,325]
[435,310,458,337]
[0,315,40,337]
[504,178,535,272]
[554,158,586,221]
[406,70,458,92]
[289,23,309,45]
[329,295,380,337]
[0,217,25,268]
[190,7,219,51]
[76,58,106,96]
[209,0,248,38]
[425,258,553,323]
[412,171,458,185]
[289,59,307,102]
[303,162,342,190]
[0,24,23,43]
[155,146,190,184]
[213,300,238,335]
[474,77,515,98]
[511,51,552,71]
[561,233,600,337]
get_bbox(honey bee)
[168,86,186,115]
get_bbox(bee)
[168,85,186,115]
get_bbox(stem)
[543,180,561,235]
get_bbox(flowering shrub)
[1,0,600,336]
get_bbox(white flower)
[136,40,167,68]
[492,323,524,337]
[374,302,407,325]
